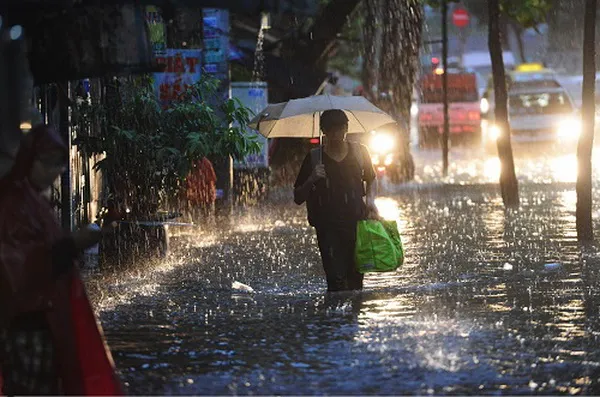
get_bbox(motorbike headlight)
[19,121,32,132]
[370,134,395,154]
[384,154,393,166]
[557,117,582,140]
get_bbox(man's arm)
[365,176,380,219]
[294,154,326,205]
[294,174,317,205]
[361,145,380,219]
[294,164,326,205]
[365,177,378,206]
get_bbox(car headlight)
[557,117,582,140]
[370,134,395,154]
[488,124,501,141]
[480,98,490,114]
[371,155,380,165]
[410,102,419,117]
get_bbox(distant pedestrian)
[184,157,217,221]
[294,109,380,292]
[0,124,121,395]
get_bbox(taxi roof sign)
[512,72,547,82]
[515,63,545,72]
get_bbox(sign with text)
[153,49,202,106]
[202,9,230,84]
[232,82,269,169]
[145,6,166,53]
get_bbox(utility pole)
[442,0,449,176]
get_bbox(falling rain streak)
[29,0,600,395]
[88,146,600,395]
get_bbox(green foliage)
[72,75,260,216]
[500,0,552,29]
[458,0,552,28]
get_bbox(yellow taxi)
[482,64,581,147]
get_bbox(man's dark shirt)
[294,143,376,228]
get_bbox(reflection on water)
[552,155,578,182]
[374,197,400,221]
[560,190,578,209]
[90,148,600,395]
[484,157,501,181]
[413,145,599,185]
[374,197,412,248]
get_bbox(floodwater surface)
[89,146,600,395]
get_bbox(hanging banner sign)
[232,82,269,169]
[153,49,202,106]
[202,8,230,84]
[145,6,166,54]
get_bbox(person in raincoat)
[0,124,122,395]
[294,109,379,292]
[184,157,217,221]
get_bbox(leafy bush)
[73,74,260,217]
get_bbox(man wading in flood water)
[294,109,379,292]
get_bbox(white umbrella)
[248,94,395,138]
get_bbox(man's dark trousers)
[315,222,364,291]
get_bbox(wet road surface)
[89,145,600,394]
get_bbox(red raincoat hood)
[0,123,67,193]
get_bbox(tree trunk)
[489,0,519,207]
[576,0,596,242]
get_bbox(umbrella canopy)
[249,95,395,138]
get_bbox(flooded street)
[3,0,599,395]
[89,145,600,395]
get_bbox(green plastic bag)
[355,219,404,274]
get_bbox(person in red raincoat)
[184,157,217,220]
[0,124,123,395]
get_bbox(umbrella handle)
[314,112,323,165]
[319,128,323,165]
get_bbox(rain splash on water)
[86,144,600,395]
[81,2,600,393]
